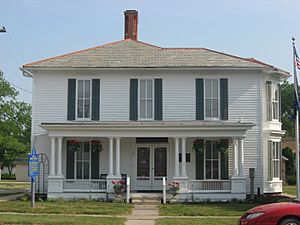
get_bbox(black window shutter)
[196,78,204,120]
[220,147,229,180]
[92,79,100,121]
[91,149,100,179]
[67,79,76,120]
[220,78,228,120]
[130,79,138,120]
[66,143,74,179]
[154,79,163,120]
[195,140,204,180]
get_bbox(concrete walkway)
[125,204,159,225]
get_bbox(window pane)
[84,99,90,118]
[213,143,218,159]
[140,80,146,99]
[212,80,218,98]
[77,100,83,118]
[84,142,89,160]
[84,80,90,98]
[205,80,211,98]
[206,141,211,159]
[84,162,89,179]
[212,99,218,118]
[206,161,211,179]
[140,100,146,118]
[77,145,82,160]
[77,162,82,179]
[147,100,153,118]
[213,161,219,179]
[206,100,211,118]
[147,80,153,98]
[78,80,83,98]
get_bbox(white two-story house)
[21,10,289,201]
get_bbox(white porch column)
[50,137,56,176]
[181,137,187,178]
[57,137,63,177]
[108,137,114,176]
[174,137,180,178]
[238,138,245,177]
[115,137,121,177]
[232,138,238,177]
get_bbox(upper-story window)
[266,81,280,121]
[139,79,154,120]
[205,79,219,119]
[77,80,91,119]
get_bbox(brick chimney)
[124,10,138,41]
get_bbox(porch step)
[131,193,162,205]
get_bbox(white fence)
[188,180,231,192]
[63,179,106,192]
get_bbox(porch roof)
[40,121,255,138]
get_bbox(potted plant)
[168,181,180,197]
[91,140,102,153]
[216,139,229,152]
[112,180,126,195]
[67,140,81,152]
[193,139,205,153]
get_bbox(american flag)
[295,45,300,70]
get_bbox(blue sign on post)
[28,148,39,180]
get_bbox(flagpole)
[293,37,300,201]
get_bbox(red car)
[238,202,300,225]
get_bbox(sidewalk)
[126,204,159,225]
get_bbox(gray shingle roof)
[22,39,280,70]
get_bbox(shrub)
[287,175,296,185]
[1,173,16,180]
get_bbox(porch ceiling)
[40,121,255,138]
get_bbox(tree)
[282,147,295,176]
[0,71,31,178]
[281,81,296,137]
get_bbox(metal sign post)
[28,148,39,207]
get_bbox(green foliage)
[0,71,31,176]
[282,147,296,176]
[287,175,297,185]
[0,173,16,180]
[281,81,296,137]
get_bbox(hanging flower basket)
[216,139,229,152]
[168,182,180,196]
[112,180,126,195]
[91,140,103,153]
[193,139,205,153]
[67,140,81,152]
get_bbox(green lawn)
[0,181,30,190]
[160,203,258,216]
[156,218,238,225]
[0,214,124,225]
[0,200,132,215]
[283,185,296,196]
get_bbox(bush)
[0,173,16,180]
[287,175,296,185]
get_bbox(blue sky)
[0,0,299,103]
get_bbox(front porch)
[41,121,254,201]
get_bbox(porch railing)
[63,179,107,192]
[188,180,231,192]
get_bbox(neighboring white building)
[21,10,289,201]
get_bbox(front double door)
[136,146,167,191]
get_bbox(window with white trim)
[272,142,280,178]
[139,79,154,120]
[272,84,279,120]
[205,79,219,119]
[205,140,220,179]
[77,80,91,119]
[76,142,90,179]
